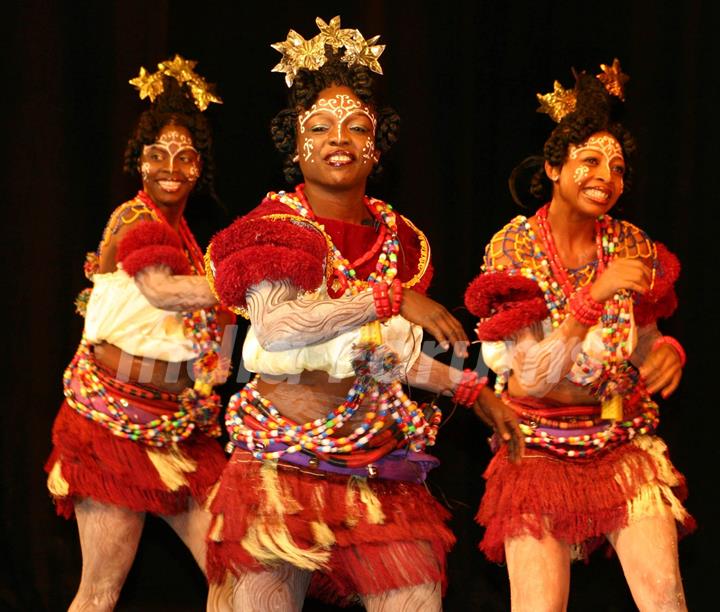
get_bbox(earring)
[551,175,559,182]
[292,154,299,163]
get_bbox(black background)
[3,1,717,610]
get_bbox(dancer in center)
[204,17,521,611]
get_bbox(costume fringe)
[47,459,69,497]
[46,401,226,517]
[147,445,197,491]
[476,435,694,563]
[206,451,455,604]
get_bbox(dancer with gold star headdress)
[45,55,234,609]
[203,17,522,611]
[465,61,693,610]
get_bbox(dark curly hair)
[270,49,400,184]
[124,77,218,199]
[510,72,636,207]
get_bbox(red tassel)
[46,402,226,517]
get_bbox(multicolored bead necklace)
[227,185,439,464]
[273,183,400,296]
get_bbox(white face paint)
[142,129,201,181]
[568,134,624,189]
[298,94,377,164]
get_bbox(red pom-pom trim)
[464,272,548,340]
[465,272,544,318]
[214,245,325,309]
[635,243,681,325]
[121,245,192,277]
[116,221,191,276]
[209,216,327,267]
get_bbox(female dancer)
[45,56,231,610]
[204,17,521,611]
[465,61,693,611]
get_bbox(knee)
[635,572,687,611]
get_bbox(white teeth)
[158,180,181,192]
[327,154,352,163]
[585,188,609,201]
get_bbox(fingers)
[661,370,683,398]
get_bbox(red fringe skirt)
[476,435,694,563]
[206,449,456,607]
[45,400,227,518]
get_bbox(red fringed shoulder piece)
[635,243,681,326]
[209,213,328,310]
[465,272,548,341]
[117,221,191,277]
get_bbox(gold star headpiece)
[271,16,386,87]
[536,59,630,123]
[129,54,222,111]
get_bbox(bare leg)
[229,564,311,612]
[69,498,145,611]
[608,514,687,611]
[161,497,211,574]
[504,532,571,612]
[362,581,442,612]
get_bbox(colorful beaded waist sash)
[232,442,440,483]
[506,391,659,459]
[63,338,221,446]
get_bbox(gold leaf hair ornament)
[271,16,386,87]
[129,54,223,111]
[536,58,630,123]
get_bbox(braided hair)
[510,72,636,207]
[270,49,400,184]
[124,77,218,199]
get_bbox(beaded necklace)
[67,192,229,442]
[227,185,439,464]
[273,183,400,297]
[513,205,635,410]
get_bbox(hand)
[590,258,652,302]
[639,342,683,398]
[473,388,524,463]
[399,289,469,358]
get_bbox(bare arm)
[134,265,218,311]
[247,280,376,351]
[405,352,523,461]
[630,323,662,367]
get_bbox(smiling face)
[548,131,626,217]
[140,123,201,208]
[295,85,378,191]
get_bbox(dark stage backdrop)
[4,1,717,610]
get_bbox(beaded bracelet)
[452,369,489,407]
[372,281,392,319]
[652,335,687,367]
[568,286,604,326]
[391,278,403,315]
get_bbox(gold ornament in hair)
[536,58,629,123]
[129,54,222,111]
[271,16,385,87]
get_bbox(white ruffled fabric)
[84,268,196,362]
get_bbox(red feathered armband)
[635,243,681,326]
[464,272,548,341]
[206,215,328,315]
[116,221,191,277]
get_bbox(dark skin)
[253,84,524,460]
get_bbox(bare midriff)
[257,371,378,435]
[509,376,598,405]
[93,341,193,394]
